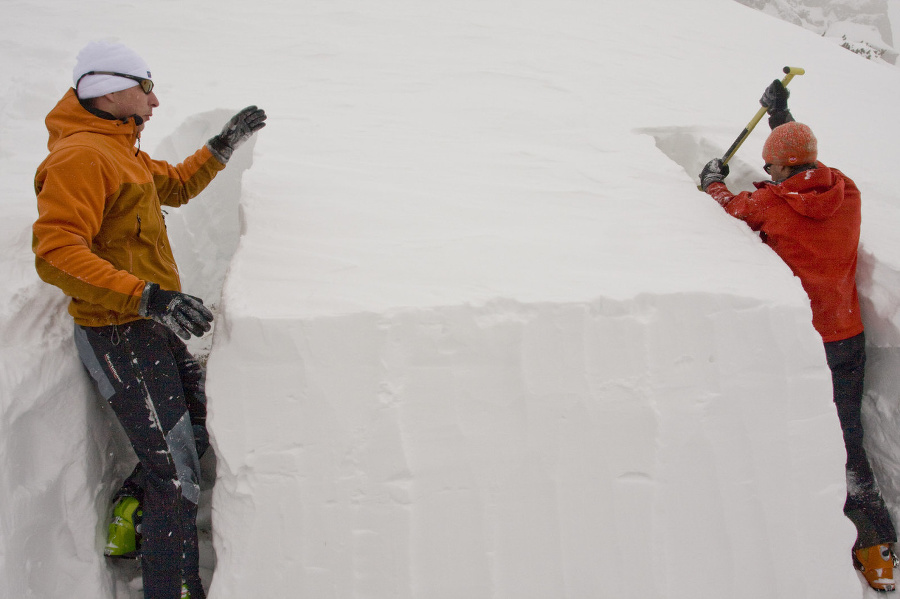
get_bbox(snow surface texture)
[2,1,900,598]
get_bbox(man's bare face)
[105,84,159,130]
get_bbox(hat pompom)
[73,41,151,99]
[762,122,817,166]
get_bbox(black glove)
[760,80,794,128]
[699,158,729,191]
[207,105,267,163]
[759,79,789,113]
[139,282,214,340]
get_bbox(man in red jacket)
[699,81,897,592]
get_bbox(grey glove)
[207,105,267,163]
[139,282,214,340]
[699,158,729,191]
[760,80,794,129]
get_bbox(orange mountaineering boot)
[854,543,898,592]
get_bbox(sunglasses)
[763,163,773,175]
[76,71,154,94]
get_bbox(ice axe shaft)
[720,66,805,165]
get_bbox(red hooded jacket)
[706,162,863,342]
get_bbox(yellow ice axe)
[720,66,805,165]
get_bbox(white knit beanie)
[73,41,152,99]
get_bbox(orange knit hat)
[762,122,817,166]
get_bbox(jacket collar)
[45,88,141,152]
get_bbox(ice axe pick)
[720,66,805,166]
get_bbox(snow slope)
[734,0,900,64]
[2,0,900,598]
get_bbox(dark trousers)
[824,332,896,549]
[75,320,208,599]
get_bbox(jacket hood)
[44,88,139,152]
[768,163,846,221]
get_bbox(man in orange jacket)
[699,81,897,592]
[33,41,266,599]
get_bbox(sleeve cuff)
[138,282,156,317]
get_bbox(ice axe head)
[781,66,805,86]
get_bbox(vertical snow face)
[207,294,856,599]
[857,248,900,531]
[0,286,122,599]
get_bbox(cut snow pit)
[106,109,257,597]
[639,125,770,192]
[855,250,900,530]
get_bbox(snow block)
[207,293,856,599]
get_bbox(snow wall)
[209,294,849,599]
[3,0,900,598]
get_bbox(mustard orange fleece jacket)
[33,89,226,326]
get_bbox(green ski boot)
[104,495,141,558]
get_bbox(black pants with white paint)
[75,320,208,599]
[824,331,897,550]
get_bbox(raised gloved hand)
[759,79,789,113]
[760,80,794,128]
[699,158,730,191]
[139,282,214,340]
[207,105,267,163]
